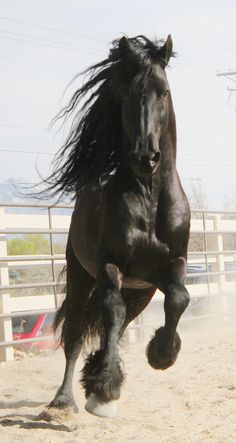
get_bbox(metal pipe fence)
[0,202,236,357]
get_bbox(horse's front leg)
[81,263,126,417]
[146,257,190,370]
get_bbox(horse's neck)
[123,171,161,218]
[165,94,177,160]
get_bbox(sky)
[0,0,236,209]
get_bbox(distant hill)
[0,180,72,213]
[0,180,37,204]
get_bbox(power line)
[0,34,226,74]
[0,124,43,130]
[0,35,104,57]
[1,147,236,163]
[173,60,217,73]
[178,158,236,163]
[0,181,38,185]
[0,148,54,155]
[0,28,105,56]
[0,15,107,43]
[3,28,207,72]
[0,15,233,73]
[1,123,236,143]
[0,33,216,72]
[182,54,234,67]
[0,16,233,69]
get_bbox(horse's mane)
[43,35,174,200]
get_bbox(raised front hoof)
[85,393,118,418]
[49,394,79,413]
[146,327,181,370]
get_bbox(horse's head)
[118,35,173,177]
[45,35,175,197]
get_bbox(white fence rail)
[0,202,236,361]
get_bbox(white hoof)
[85,394,118,418]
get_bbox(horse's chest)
[127,226,154,253]
[125,228,165,274]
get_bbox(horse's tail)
[53,265,68,347]
[53,284,104,349]
[83,288,104,345]
[53,298,67,346]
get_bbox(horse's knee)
[98,263,126,327]
[164,284,190,316]
[103,290,126,326]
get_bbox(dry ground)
[0,320,235,443]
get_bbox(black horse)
[47,34,190,417]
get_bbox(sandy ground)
[0,320,235,443]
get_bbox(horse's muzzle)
[130,151,161,176]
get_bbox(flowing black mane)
[45,35,174,199]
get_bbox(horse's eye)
[158,90,169,102]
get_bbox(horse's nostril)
[152,151,161,163]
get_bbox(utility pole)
[217,71,236,101]
[216,71,236,77]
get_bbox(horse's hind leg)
[146,257,190,370]
[49,240,95,412]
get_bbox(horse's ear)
[119,36,132,54]
[159,34,173,67]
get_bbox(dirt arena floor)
[0,319,235,443]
